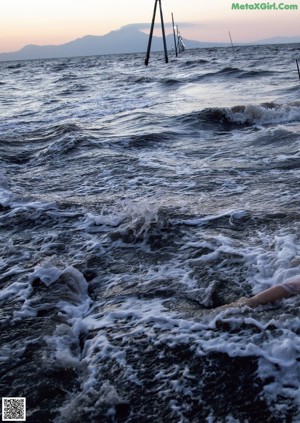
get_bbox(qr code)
[2,397,26,421]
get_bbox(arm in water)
[220,275,300,309]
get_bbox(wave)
[237,69,274,79]
[48,62,72,73]
[250,127,300,146]
[177,101,300,129]
[38,122,82,138]
[215,66,241,75]
[184,59,210,66]
[0,123,84,165]
[192,67,242,80]
[228,101,300,125]
[78,200,171,249]
[159,66,263,86]
[161,78,183,86]
[6,63,24,70]
[35,124,85,158]
[54,73,79,83]
[188,66,276,82]
[127,131,173,148]
[58,83,89,95]
[126,75,155,84]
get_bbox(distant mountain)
[0,25,226,62]
[0,25,299,62]
[253,35,300,45]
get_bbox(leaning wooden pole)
[145,0,158,66]
[228,31,235,57]
[158,0,169,63]
[171,13,178,57]
[296,59,300,82]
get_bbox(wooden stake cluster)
[145,0,168,66]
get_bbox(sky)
[1,0,300,53]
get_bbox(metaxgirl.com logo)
[232,2,298,9]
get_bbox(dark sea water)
[1,44,300,422]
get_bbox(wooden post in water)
[159,0,169,64]
[145,0,169,66]
[296,59,300,82]
[228,31,235,57]
[171,13,178,57]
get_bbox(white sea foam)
[0,188,12,207]
[36,219,300,419]
[0,263,93,369]
[0,172,9,189]
[174,209,249,227]
[0,171,12,207]
[0,279,31,302]
[0,196,58,222]
[29,263,64,287]
[229,101,300,125]
[64,289,300,420]
[37,266,92,367]
[77,211,126,231]
[77,198,164,242]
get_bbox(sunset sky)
[1,0,300,52]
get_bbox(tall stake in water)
[171,13,178,57]
[145,0,169,66]
[228,31,235,57]
[296,59,300,82]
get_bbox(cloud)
[121,22,205,31]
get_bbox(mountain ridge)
[0,25,299,62]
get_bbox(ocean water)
[1,44,300,422]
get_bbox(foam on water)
[228,101,300,125]
[0,171,12,207]
[0,263,93,375]
[53,285,300,420]
[56,203,300,418]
